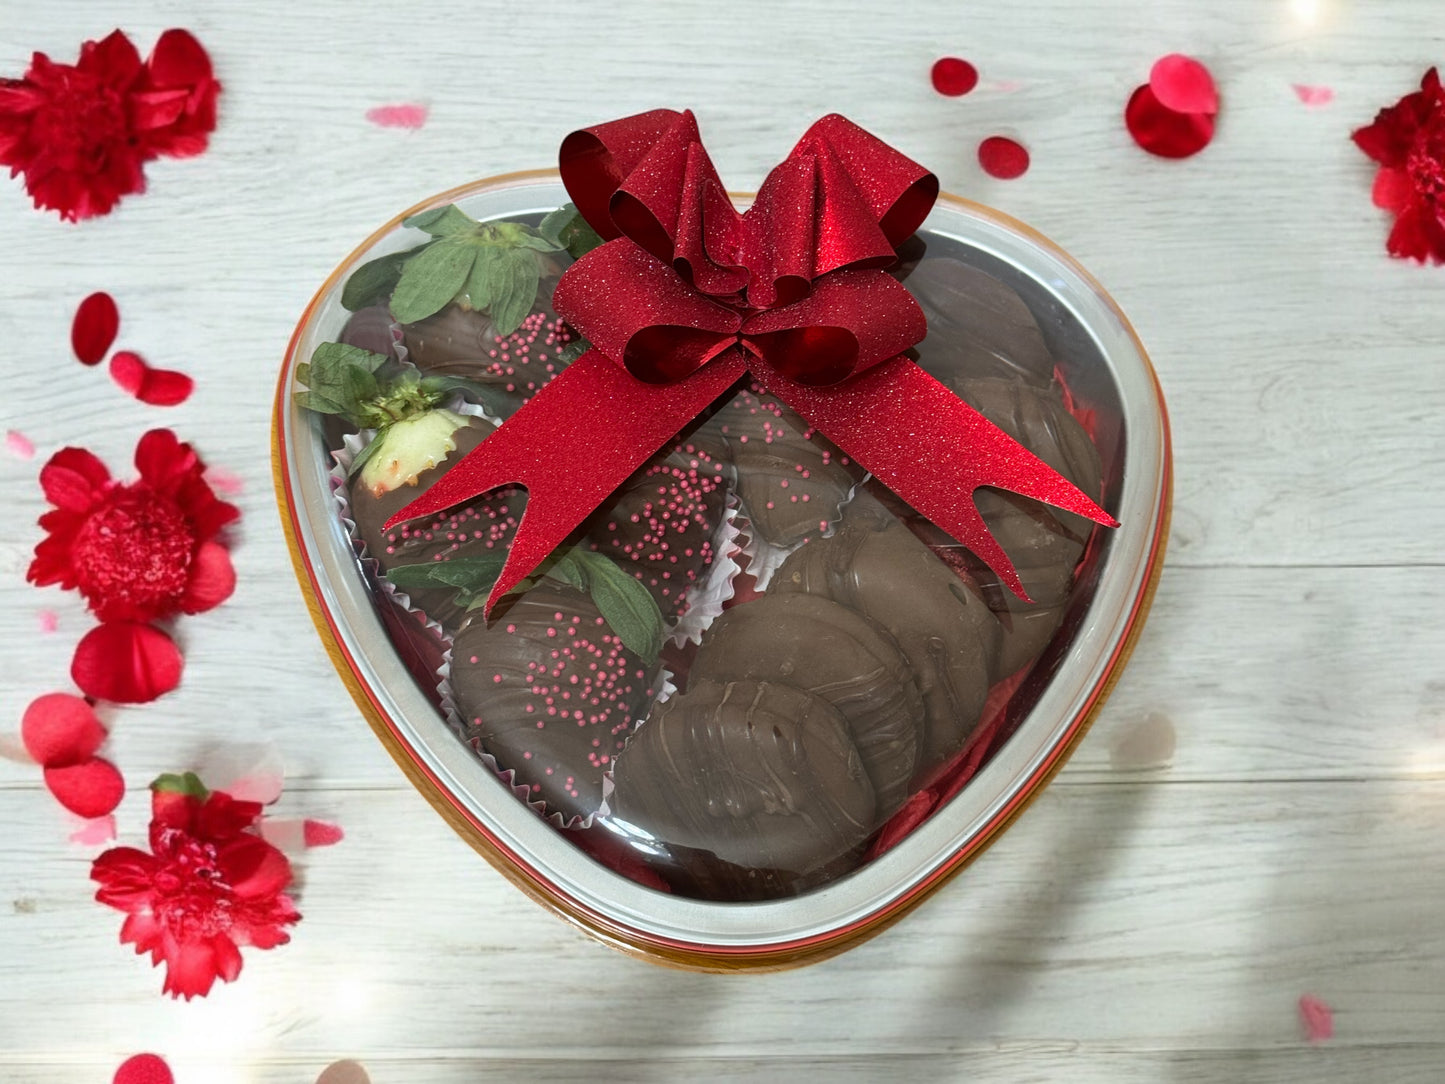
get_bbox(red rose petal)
[978,136,1030,179]
[931,57,979,97]
[114,1053,174,1084]
[303,819,345,847]
[109,351,194,407]
[1149,53,1218,115]
[21,692,106,766]
[45,757,125,818]
[72,292,120,366]
[146,29,212,87]
[180,541,236,614]
[1125,84,1216,158]
[365,104,429,129]
[1372,167,1413,213]
[71,621,183,704]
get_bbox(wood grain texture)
[1,0,1442,1077]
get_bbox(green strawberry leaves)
[539,203,605,259]
[294,343,389,424]
[353,203,567,332]
[384,545,664,663]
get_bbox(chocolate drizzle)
[610,679,875,900]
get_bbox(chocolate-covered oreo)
[701,383,864,548]
[609,679,876,900]
[450,585,658,825]
[948,376,1103,674]
[773,491,1001,782]
[907,257,1056,388]
[688,593,921,816]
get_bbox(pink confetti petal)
[203,464,245,495]
[114,1053,174,1084]
[978,136,1030,179]
[197,741,285,804]
[110,351,194,407]
[366,104,429,129]
[5,430,35,459]
[317,1060,371,1084]
[1149,53,1219,115]
[304,819,345,847]
[1292,83,1334,107]
[1299,994,1334,1042]
[69,813,118,845]
[259,817,306,851]
[38,609,59,633]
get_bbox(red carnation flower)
[91,776,300,999]
[28,428,238,624]
[1352,67,1445,263]
[0,28,219,222]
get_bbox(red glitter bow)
[391,109,1117,614]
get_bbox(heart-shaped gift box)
[274,142,1169,967]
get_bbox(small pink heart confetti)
[1299,994,1334,1042]
[1292,83,1334,107]
[366,104,429,129]
[37,609,58,633]
[5,429,35,459]
[204,464,245,495]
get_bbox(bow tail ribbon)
[390,347,1116,615]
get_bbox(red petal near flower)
[44,756,125,818]
[180,540,236,614]
[72,292,120,366]
[39,446,111,510]
[93,846,160,909]
[1149,53,1218,115]
[114,1053,174,1084]
[219,835,294,900]
[1372,167,1413,213]
[146,29,212,87]
[162,938,226,999]
[1125,84,1216,158]
[109,351,194,406]
[71,621,183,703]
[1386,204,1445,264]
[930,57,979,97]
[303,819,345,847]
[978,136,1030,179]
[21,691,106,766]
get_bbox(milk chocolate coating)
[450,585,658,825]
[583,443,728,623]
[337,303,400,359]
[400,301,575,419]
[947,376,1103,674]
[907,257,1056,388]
[773,491,1001,782]
[610,679,876,900]
[349,421,525,631]
[688,593,921,816]
[700,383,864,548]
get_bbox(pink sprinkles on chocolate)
[482,311,575,401]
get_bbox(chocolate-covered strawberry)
[699,382,865,549]
[583,441,729,625]
[401,305,581,419]
[449,584,660,825]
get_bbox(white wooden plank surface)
[1,0,1443,1079]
